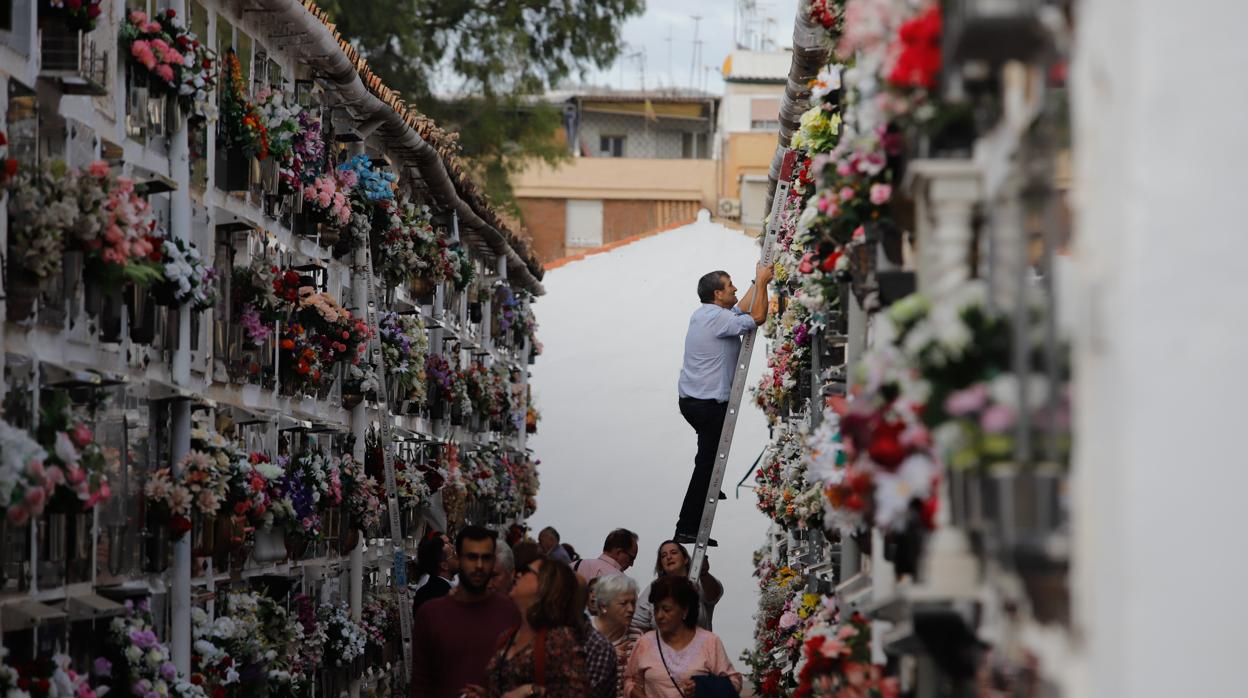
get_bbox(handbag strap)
[656,634,687,698]
[534,628,547,687]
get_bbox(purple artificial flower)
[93,657,113,677]
[161,662,178,681]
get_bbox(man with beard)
[411,525,520,698]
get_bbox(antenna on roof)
[689,15,702,89]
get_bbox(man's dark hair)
[602,528,638,553]
[539,526,560,542]
[697,271,730,303]
[649,575,700,628]
[455,524,497,554]
[415,535,446,576]
[512,540,545,573]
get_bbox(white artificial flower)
[54,431,80,465]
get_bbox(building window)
[681,132,709,159]
[749,98,782,131]
[599,135,625,157]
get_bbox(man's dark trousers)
[677,396,729,535]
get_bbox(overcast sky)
[579,0,800,95]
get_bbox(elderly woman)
[624,576,741,698]
[591,574,641,697]
[631,540,723,636]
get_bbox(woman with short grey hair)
[591,574,640,697]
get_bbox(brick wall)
[521,197,701,263]
[603,200,698,244]
[516,198,567,263]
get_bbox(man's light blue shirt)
[678,303,757,402]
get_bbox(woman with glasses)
[484,556,590,697]
[623,575,741,698]
[630,540,723,636]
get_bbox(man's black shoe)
[673,532,718,547]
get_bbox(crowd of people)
[409,525,743,698]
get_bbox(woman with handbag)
[482,556,590,697]
[623,576,742,698]
[631,540,724,635]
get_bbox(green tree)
[318,0,644,215]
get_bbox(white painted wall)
[1071,2,1248,696]
[528,218,771,663]
[721,83,787,134]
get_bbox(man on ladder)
[674,261,774,546]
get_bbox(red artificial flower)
[868,419,907,469]
[280,338,295,351]
[4,159,18,178]
[67,0,82,10]
[166,8,177,18]
[820,250,842,273]
[295,360,310,375]
[170,515,193,537]
[0,132,7,145]
[87,3,101,18]
[887,5,943,90]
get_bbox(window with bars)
[599,135,625,157]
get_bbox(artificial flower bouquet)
[40,0,106,33]
[144,448,229,539]
[378,311,429,405]
[268,451,342,539]
[794,612,898,698]
[103,598,208,698]
[154,236,218,309]
[0,647,105,698]
[318,604,367,668]
[340,454,382,534]
[301,169,353,230]
[119,8,216,114]
[33,390,111,516]
[218,49,267,160]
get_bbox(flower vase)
[126,283,157,344]
[143,522,171,574]
[339,517,360,553]
[283,530,310,560]
[215,146,251,192]
[410,276,434,304]
[66,511,92,584]
[213,515,246,570]
[6,268,42,322]
[315,222,340,249]
[342,391,364,410]
[252,525,287,563]
[166,97,184,134]
[260,156,280,194]
[87,281,124,343]
[450,403,464,426]
[36,513,68,589]
[469,302,483,324]
[192,514,216,557]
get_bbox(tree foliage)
[318,0,644,214]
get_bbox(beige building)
[717,50,790,231]
[512,89,720,263]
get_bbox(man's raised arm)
[738,262,773,326]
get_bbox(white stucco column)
[1070,2,1248,696]
[907,160,981,302]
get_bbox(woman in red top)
[485,556,589,697]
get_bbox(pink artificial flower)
[84,480,111,509]
[129,11,148,24]
[65,465,86,486]
[839,186,855,201]
[24,487,46,510]
[71,422,93,448]
[154,64,175,84]
[981,404,1015,434]
[88,160,110,178]
[836,161,852,177]
[869,183,893,205]
[131,41,157,70]
[852,225,866,240]
[945,384,988,416]
[7,505,30,526]
[144,21,162,33]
